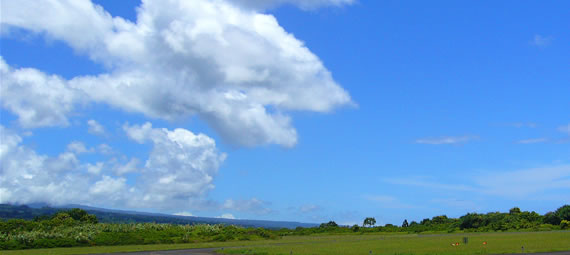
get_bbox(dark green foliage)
[555,205,570,221]
[319,221,338,228]
[2,205,567,250]
[0,209,278,250]
[544,212,561,225]
[363,217,376,227]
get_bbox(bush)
[560,220,570,230]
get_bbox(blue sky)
[1,0,569,225]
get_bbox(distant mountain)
[0,204,317,229]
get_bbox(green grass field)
[1,231,569,255]
[222,231,570,255]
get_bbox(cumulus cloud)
[66,141,93,154]
[1,0,352,147]
[123,122,226,209]
[113,158,140,176]
[0,57,83,128]
[0,124,225,210]
[0,125,88,205]
[415,135,478,145]
[87,119,106,136]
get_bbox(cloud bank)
[0,124,225,210]
[1,0,352,147]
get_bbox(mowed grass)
[221,231,570,255]
[1,231,569,255]
[0,239,271,255]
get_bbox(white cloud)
[223,198,273,215]
[0,124,225,210]
[173,211,194,217]
[97,144,113,154]
[123,122,226,209]
[0,0,352,147]
[299,204,321,213]
[67,141,93,154]
[114,157,140,175]
[86,162,104,175]
[517,138,548,144]
[87,119,106,136]
[218,213,236,219]
[530,34,553,47]
[0,57,83,128]
[0,125,89,205]
[415,135,478,145]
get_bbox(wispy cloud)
[517,138,548,144]
[530,34,553,47]
[429,198,480,211]
[87,119,106,136]
[386,164,570,199]
[474,165,570,198]
[558,124,570,135]
[384,178,474,192]
[173,211,193,217]
[299,204,321,213]
[503,122,537,128]
[218,213,236,219]
[415,135,478,145]
[364,195,416,209]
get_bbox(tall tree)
[363,217,376,227]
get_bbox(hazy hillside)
[0,204,317,229]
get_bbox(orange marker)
[483,241,487,245]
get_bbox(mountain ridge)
[0,204,318,229]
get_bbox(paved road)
[91,248,570,255]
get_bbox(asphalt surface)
[90,248,570,255]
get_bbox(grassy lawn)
[221,231,570,255]
[1,231,569,255]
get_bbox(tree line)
[282,205,570,235]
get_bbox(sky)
[0,0,569,226]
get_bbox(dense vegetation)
[1,205,568,251]
[277,205,570,236]
[0,204,316,229]
[0,209,277,250]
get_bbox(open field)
[1,231,569,255]
[220,231,570,255]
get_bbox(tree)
[402,219,409,228]
[363,217,376,227]
[320,221,338,228]
[509,207,521,215]
[555,205,570,221]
